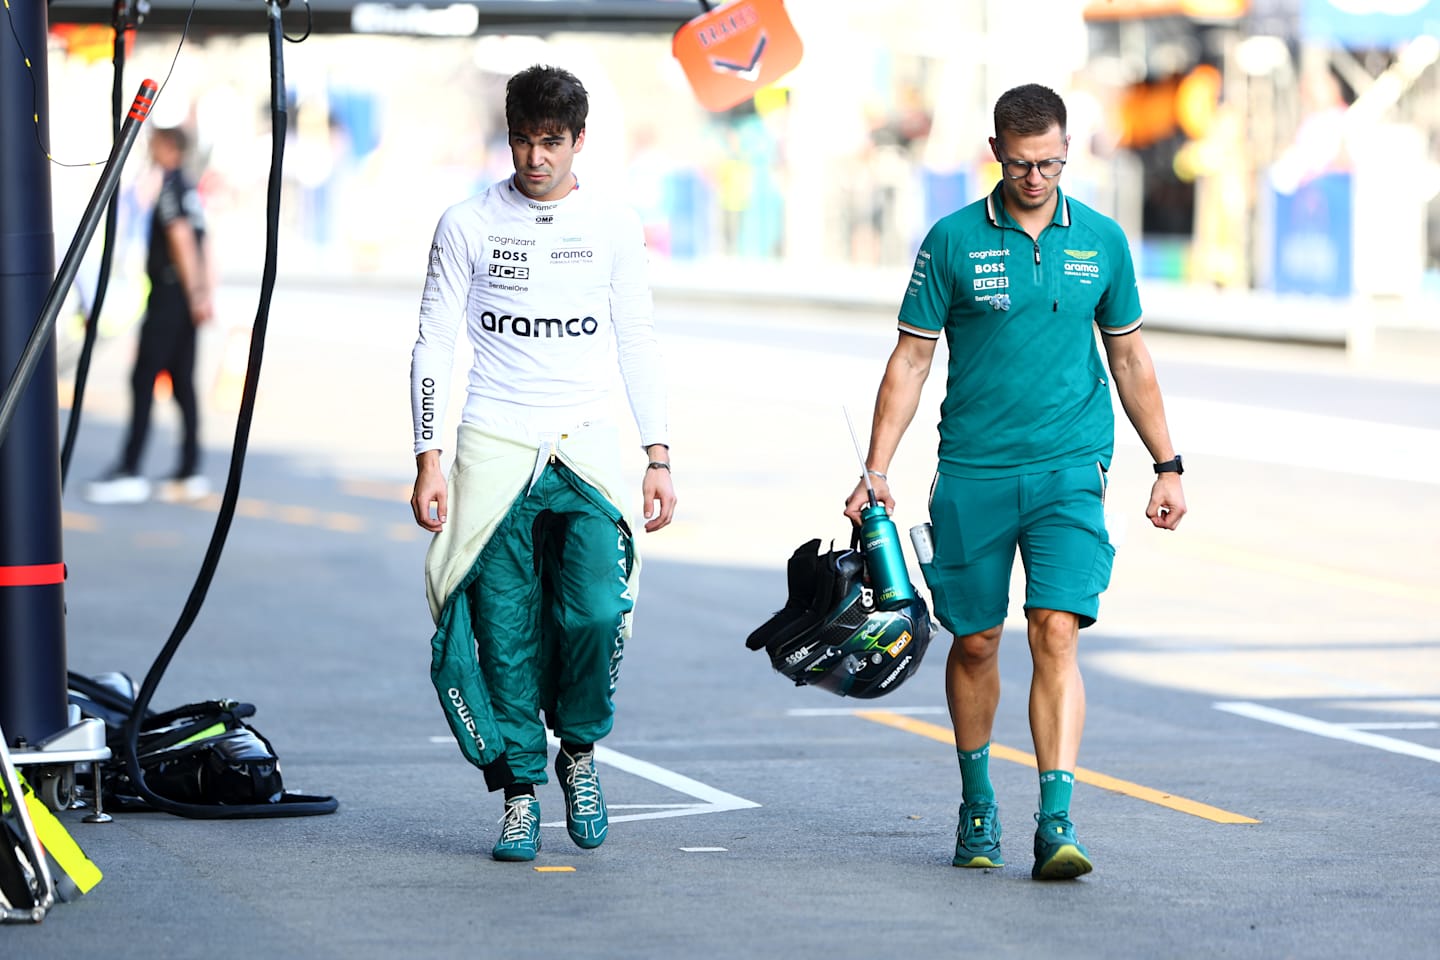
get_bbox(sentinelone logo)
[480,312,599,337]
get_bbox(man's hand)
[844,474,892,526]
[1146,474,1186,530]
[642,462,676,532]
[411,450,447,532]
[189,289,214,326]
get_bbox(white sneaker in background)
[156,474,210,503]
[85,472,150,505]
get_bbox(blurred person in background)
[845,83,1186,881]
[409,64,676,863]
[86,126,213,505]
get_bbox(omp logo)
[973,261,1006,274]
[489,263,530,280]
[447,687,485,749]
[974,277,1009,290]
[535,216,554,224]
[1064,249,1097,259]
[969,248,1009,259]
[481,311,599,337]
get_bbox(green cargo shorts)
[922,463,1115,636]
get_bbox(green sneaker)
[953,800,1004,868]
[556,747,608,849]
[1032,811,1092,880]
[492,796,541,862]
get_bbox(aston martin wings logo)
[710,33,767,81]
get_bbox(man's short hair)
[993,84,1067,140]
[505,65,588,140]
[151,126,189,153]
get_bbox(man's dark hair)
[505,65,588,140]
[993,84,1067,139]
[152,126,188,153]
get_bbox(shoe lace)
[960,803,998,843]
[564,751,601,817]
[499,798,537,843]
[1035,811,1074,837]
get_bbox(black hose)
[59,11,129,489]
[118,0,336,819]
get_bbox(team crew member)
[410,65,676,863]
[87,126,213,505]
[844,83,1186,880]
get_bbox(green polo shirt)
[898,183,1142,478]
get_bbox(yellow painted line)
[70,491,387,540]
[236,498,272,520]
[854,710,1260,825]
[276,504,320,526]
[62,510,100,532]
[534,866,575,873]
[323,512,366,534]
[1163,538,1436,605]
[340,479,411,503]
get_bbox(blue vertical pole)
[0,0,69,747]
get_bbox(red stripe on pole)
[0,563,65,587]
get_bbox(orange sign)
[672,0,804,112]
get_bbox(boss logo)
[492,249,528,262]
[973,262,1006,274]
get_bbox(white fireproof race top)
[410,176,667,455]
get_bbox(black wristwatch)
[1153,455,1184,475]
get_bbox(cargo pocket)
[1087,533,1116,595]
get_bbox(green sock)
[1038,769,1075,816]
[957,743,994,805]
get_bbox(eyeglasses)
[1000,158,1066,180]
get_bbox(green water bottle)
[859,502,917,610]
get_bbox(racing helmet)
[746,538,935,699]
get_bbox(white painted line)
[541,735,760,826]
[786,705,948,717]
[1341,722,1440,731]
[426,734,759,824]
[680,847,728,853]
[1215,702,1440,764]
[1157,397,1440,486]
